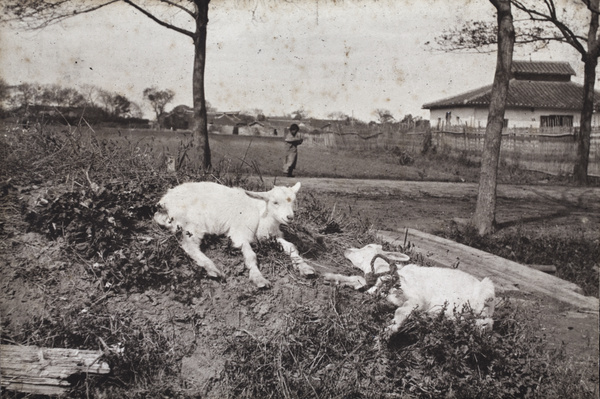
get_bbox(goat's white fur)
[387,265,495,332]
[154,181,315,288]
[324,244,495,332]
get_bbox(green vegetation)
[438,223,600,298]
[0,122,597,398]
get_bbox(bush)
[439,224,599,298]
[222,291,581,399]
[9,303,196,399]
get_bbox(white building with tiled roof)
[422,61,600,130]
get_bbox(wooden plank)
[0,344,110,396]
[377,229,599,312]
[2,383,67,397]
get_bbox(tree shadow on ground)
[495,209,571,230]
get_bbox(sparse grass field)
[0,123,598,398]
[90,126,573,184]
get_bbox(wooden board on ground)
[377,229,599,312]
[0,344,110,396]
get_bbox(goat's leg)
[238,241,271,288]
[276,237,315,277]
[366,275,394,295]
[323,273,367,290]
[388,300,421,333]
[180,234,224,279]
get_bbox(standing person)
[282,123,303,177]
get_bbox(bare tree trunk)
[471,0,515,236]
[574,2,599,185]
[574,56,597,185]
[192,0,211,171]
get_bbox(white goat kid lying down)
[324,244,496,332]
[154,181,315,288]
[387,264,496,332]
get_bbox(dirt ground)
[275,177,600,235]
[1,177,598,396]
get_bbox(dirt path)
[274,176,600,209]
[271,176,600,234]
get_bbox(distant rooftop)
[422,61,596,110]
[422,80,595,110]
[511,61,575,77]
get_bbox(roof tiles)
[423,80,597,110]
[422,61,594,110]
[511,61,575,76]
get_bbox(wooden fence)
[302,126,600,177]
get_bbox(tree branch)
[582,0,600,15]
[1,1,120,30]
[158,0,196,18]
[121,0,194,38]
[512,0,587,55]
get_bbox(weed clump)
[8,303,197,398]
[222,293,576,399]
[440,224,599,298]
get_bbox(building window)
[540,115,573,128]
[445,111,452,125]
[503,119,509,128]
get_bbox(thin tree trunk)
[471,0,515,236]
[574,56,597,185]
[574,2,598,185]
[192,0,211,171]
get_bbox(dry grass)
[84,126,592,185]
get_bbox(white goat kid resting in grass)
[325,244,496,332]
[154,182,315,288]
[386,264,496,333]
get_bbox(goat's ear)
[291,182,301,194]
[384,252,411,262]
[244,190,270,202]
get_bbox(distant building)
[422,61,600,131]
[161,106,245,132]
[160,106,340,136]
[160,105,193,130]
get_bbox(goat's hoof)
[206,269,226,281]
[384,324,400,340]
[253,279,271,289]
[297,263,316,277]
[301,268,316,278]
[250,273,271,289]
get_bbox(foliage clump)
[222,292,575,399]
[9,303,195,399]
[441,224,600,297]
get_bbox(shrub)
[222,291,581,399]
[439,224,599,298]
[8,303,196,399]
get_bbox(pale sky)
[0,0,586,122]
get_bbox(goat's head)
[245,182,301,225]
[344,244,410,275]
